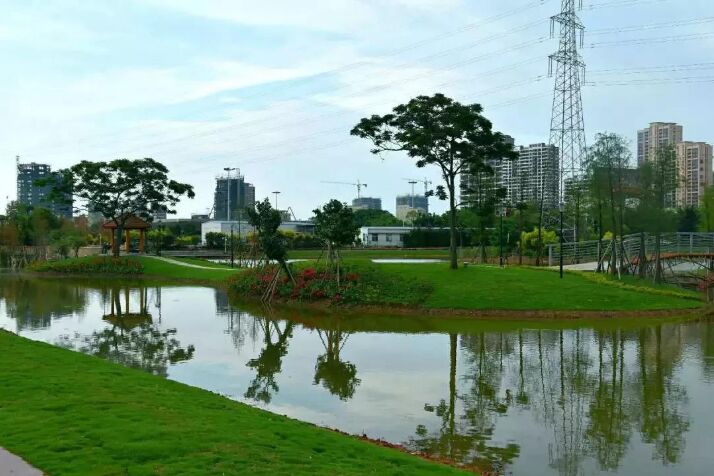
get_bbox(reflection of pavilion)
[102,287,152,329]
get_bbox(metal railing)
[547,232,714,266]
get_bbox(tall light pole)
[272,191,281,210]
[223,167,237,221]
[499,206,506,268]
[558,202,565,279]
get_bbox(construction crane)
[320,180,368,198]
[402,178,432,196]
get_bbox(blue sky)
[1,0,713,218]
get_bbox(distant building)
[213,171,256,220]
[461,142,559,209]
[190,214,211,223]
[637,122,683,165]
[351,197,382,211]
[16,161,72,218]
[201,220,315,244]
[676,141,713,207]
[395,195,428,222]
[360,226,413,247]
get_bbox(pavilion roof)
[102,215,151,230]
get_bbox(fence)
[546,232,714,267]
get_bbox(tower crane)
[402,178,433,196]
[320,180,368,198]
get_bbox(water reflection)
[1,275,713,476]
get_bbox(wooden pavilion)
[102,215,151,254]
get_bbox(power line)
[587,31,714,48]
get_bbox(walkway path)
[0,448,43,475]
[144,255,237,270]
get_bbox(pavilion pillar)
[110,231,116,255]
[125,230,131,253]
[139,229,146,254]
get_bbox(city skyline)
[2,0,713,219]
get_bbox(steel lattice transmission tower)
[548,0,586,213]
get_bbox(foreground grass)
[373,263,702,311]
[0,331,462,476]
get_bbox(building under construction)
[213,171,255,220]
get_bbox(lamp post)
[499,206,506,268]
[230,224,235,268]
[223,167,237,221]
[272,191,281,210]
[558,202,565,279]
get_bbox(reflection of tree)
[407,333,520,473]
[77,285,194,377]
[585,331,632,471]
[0,277,87,330]
[244,319,294,404]
[637,326,689,465]
[80,323,195,377]
[313,329,360,400]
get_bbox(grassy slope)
[0,331,462,476]
[171,256,235,269]
[373,263,702,311]
[288,248,449,259]
[139,256,241,282]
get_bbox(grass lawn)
[287,248,449,260]
[170,256,236,269]
[0,331,463,476]
[371,262,702,311]
[137,256,242,282]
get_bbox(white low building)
[201,220,316,244]
[359,226,415,248]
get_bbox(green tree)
[586,133,631,274]
[312,200,359,286]
[44,158,194,256]
[677,207,699,232]
[351,93,516,269]
[247,199,290,279]
[700,186,714,232]
[353,209,402,227]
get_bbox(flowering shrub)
[29,256,144,275]
[228,263,431,306]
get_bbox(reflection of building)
[16,160,73,218]
[395,195,428,222]
[351,197,382,211]
[676,141,713,207]
[637,122,683,165]
[213,171,256,220]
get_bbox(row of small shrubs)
[228,263,432,307]
[29,256,144,275]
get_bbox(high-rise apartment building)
[213,172,256,220]
[637,122,683,165]
[351,197,382,211]
[16,161,72,218]
[395,195,428,221]
[675,141,713,207]
[461,142,559,209]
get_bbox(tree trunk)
[536,200,544,267]
[114,226,123,257]
[654,233,663,284]
[448,183,458,270]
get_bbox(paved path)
[0,449,43,475]
[145,255,237,270]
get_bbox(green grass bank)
[26,255,704,313]
[0,331,464,475]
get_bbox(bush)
[228,263,432,306]
[29,257,144,275]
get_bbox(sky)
[1,0,713,219]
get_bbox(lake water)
[1,275,713,476]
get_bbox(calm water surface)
[1,275,713,476]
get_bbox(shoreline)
[12,270,710,320]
